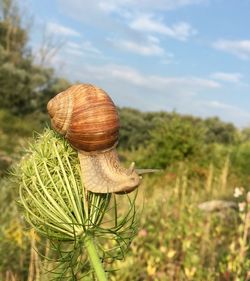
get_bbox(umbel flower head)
[16,129,139,279]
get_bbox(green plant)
[135,114,206,169]
[220,187,250,280]
[15,129,140,280]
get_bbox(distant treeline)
[118,107,239,149]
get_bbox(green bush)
[135,114,206,169]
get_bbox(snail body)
[47,84,141,193]
[78,150,140,193]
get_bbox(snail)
[47,84,153,194]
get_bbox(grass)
[109,166,249,281]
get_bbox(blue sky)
[26,0,250,127]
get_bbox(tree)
[136,114,206,169]
[204,117,238,144]
[240,127,250,142]
[0,0,70,114]
[37,26,64,67]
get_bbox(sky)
[25,0,250,127]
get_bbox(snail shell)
[47,84,141,194]
[47,84,119,152]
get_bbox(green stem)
[84,235,107,281]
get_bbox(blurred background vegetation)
[0,0,250,280]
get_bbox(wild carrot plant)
[15,129,140,280]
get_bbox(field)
[0,109,250,281]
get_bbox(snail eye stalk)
[16,129,140,280]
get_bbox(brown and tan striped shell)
[47,84,120,152]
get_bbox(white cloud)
[204,101,250,118]
[98,0,206,12]
[108,37,165,56]
[138,0,206,11]
[65,43,84,56]
[213,39,250,59]
[47,22,80,37]
[193,100,250,127]
[75,63,220,92]
[210,72,243,83]
[66,42,81,49]
[207,101,237,110]
[65,41,103,57]
[147,35,160,43]
[58,0,204,30]
[57,0,199,59]
[130,15,197,41]
[98,2,118,13]
[82,41,102,55]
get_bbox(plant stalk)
[84,235,107,281]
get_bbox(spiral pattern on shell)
[47,84,120,152]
